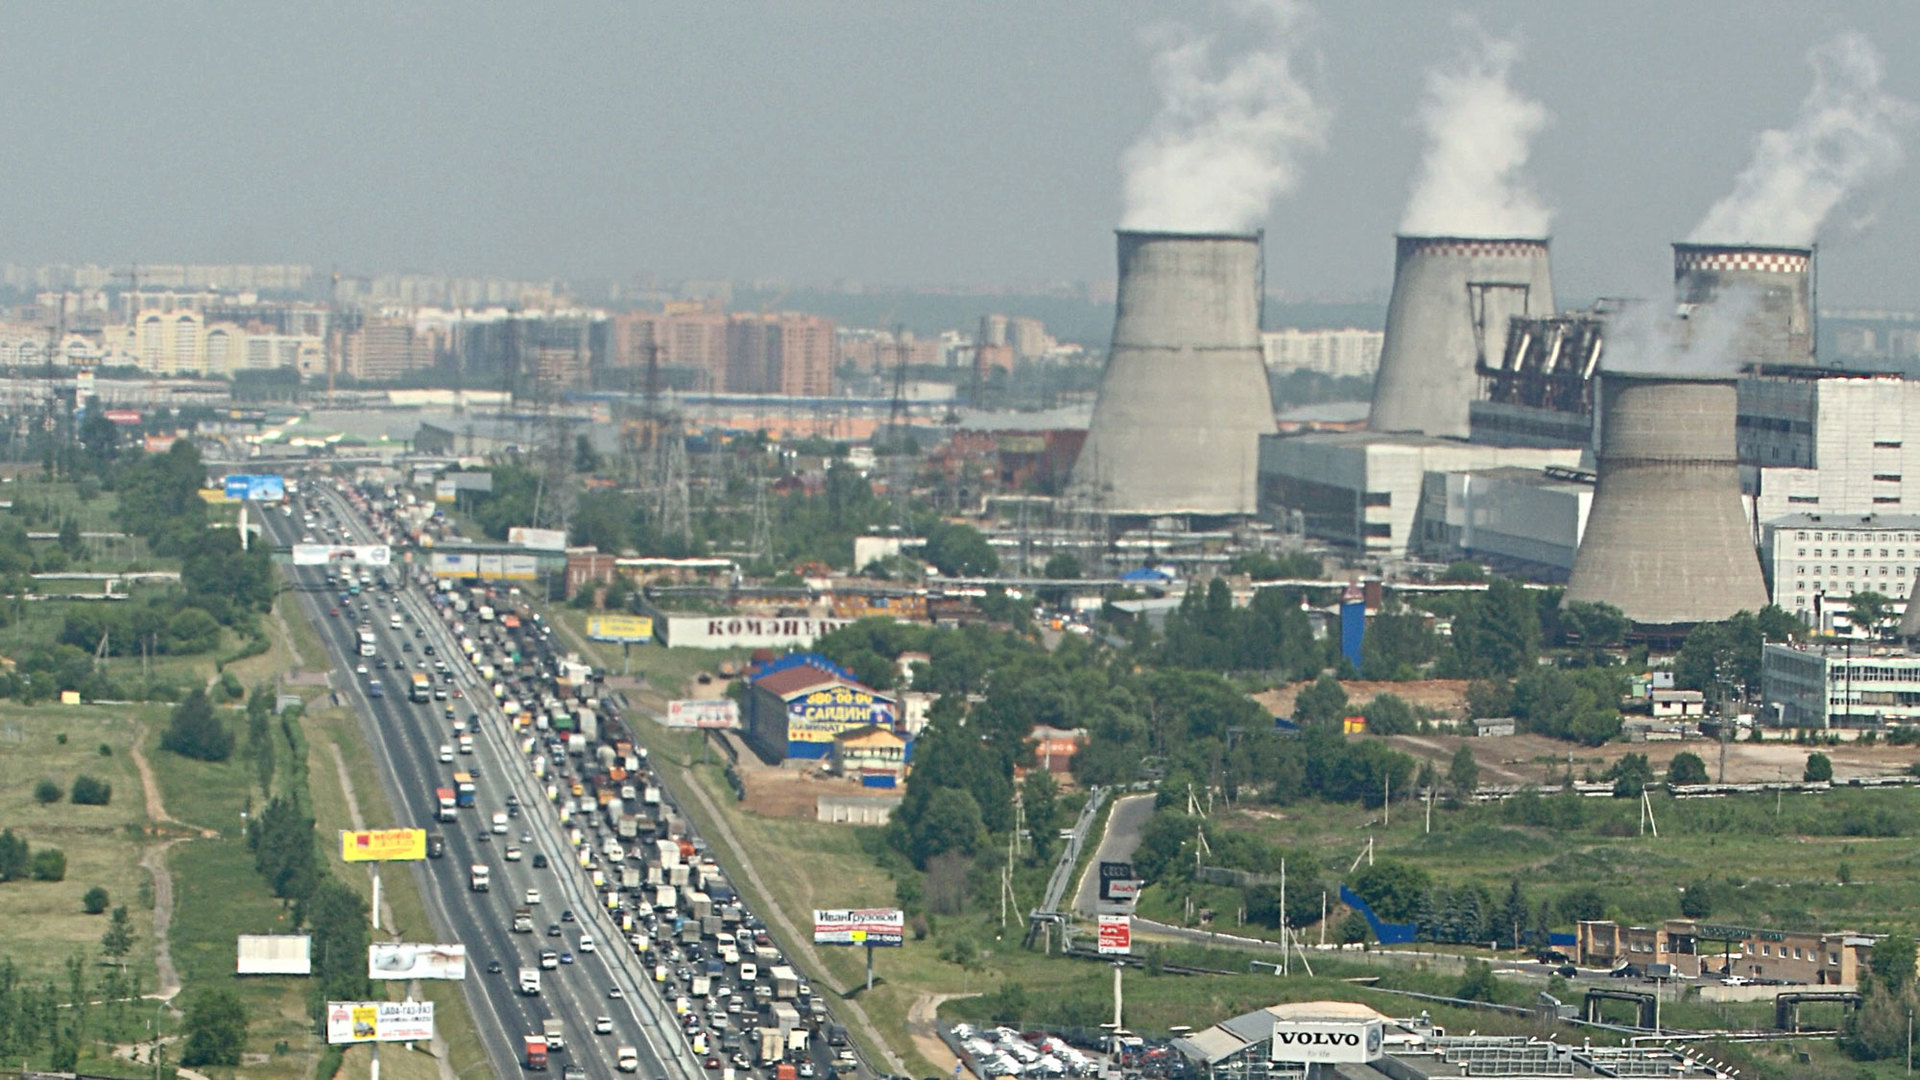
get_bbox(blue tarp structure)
[1340,884,1417,945]
[1549,932,1577,949]
[1120,567,1176,584]
[1340,600,1366,670]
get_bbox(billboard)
[369,943,466,981]
[1270,1020,1384,1065]
[501,554,538,580]
[447,471,494,492]
[104,409,143,425]
[787,685,894,747]
[509,527,569,552]
[224,474,286,502]
[664,699,740,730]
[1097,915,1131,955]
[341,828,427,863]
[813,908,905,947]
[434,479,457,502]
[292,544,392,567]
[237,934,312,975]
[325,1000,436,1045]
[586,615,655,643]
[1099,862,1139,902]
[661,615,853,649]
[430,552,475,577]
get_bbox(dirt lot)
[1385,730,1920,786]
[1254,678,1471,719]
[721,730,900,820]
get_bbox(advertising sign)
[430,552,475,578]
[223,474,286,502]
[369,943,466,981]
[446,471,494,492]
[661,615,853,649]
[1097,915,1131,955]
[104,409,143,425]
[509,526,569,552]
[236,934,312,975]
[478,554,504,580]
[292,544,393,567]
[786,685,895,746]
[1270,1020,1384,1065]
[325,1000,436,1045]
[76,369,95,397]
[340,828,427,863]
[586,615,655,643]
[434,479,457,502]
[1099,862,1139,902]
[812,908,905,947]
[501,554,538,580]
[664,699,740,730]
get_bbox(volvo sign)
[1270,1019,1384,1064]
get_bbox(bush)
[81,885,109,914]
[32,779,62,804]
[1805,752,1834,783]
[161,688,233,762]
[70,775,111,806]
[30,848,66,882]
[97,743,111,756]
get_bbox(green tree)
[1667,751,1709,786]
[1292,673,1349,726]
[1495,879,1529,950]
[32,778,62,804]
[1679,879,1714,919]
[161,688,233,762]
[1449,577,1541,678]
[1337,910,1372,945]
[1805,752,1834,783]
[1608,753,1654,798]
[1849,591,1894,640]
[69,775,111,805]
[1456,961,1498,1002]
[1360,599,1435,680]
[908,787,985,866]
[101,904,136,959]
[81,885,109,914]
[1042,553,1081,580]
[1360,693,1417,736]
[1447,745,1480,799]
[31,848,66,881]
[1556,600,1629,649]
[1347,860,1431,923]
[923,523,999,577]
[307,879,372,1018]
[0,828,28,880]
[1872,933,1916,989]
[1020,770,1061,865]
[180,988,247,1067]
[1557,886,1605,923]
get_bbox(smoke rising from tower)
[1399,27,1552,238]
[1689,32,1912,247]
[1120,0,1329,233]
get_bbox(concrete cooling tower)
[1367,235,1555,439]
[1563,372,1769,628]
[1069,230,1275,518]
[1672,243,1814,367]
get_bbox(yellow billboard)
[341,828,427,863]
[586,615,654,643]
[198,487,240,505]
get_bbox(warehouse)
[742,655,897,763]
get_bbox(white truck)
[617,1046,639,1073]
[542,1018,566,1053]
[469,864,490,892]
[519,967,541,995]
[358,627,377,658]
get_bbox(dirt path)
[129,723,209,1003]
[131,723,181,827]
[329,740,399,933]
[666,755,906,1074]
[907,993,978,1080]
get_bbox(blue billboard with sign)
[223,474,286,502]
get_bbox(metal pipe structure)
[1368,235,1554,438]
[1563,371,1769,627]
[1672,243,1814,369]
[1069,230,1274,518]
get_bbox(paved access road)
[1072,794,1155,916]
[265,496,701,1080]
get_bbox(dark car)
[533,853,549,869]
[486,960,503,974]
[562,909,575,923]
[548,923,563,937]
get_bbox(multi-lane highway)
[264,494,700,1080]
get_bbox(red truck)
[525,1035,549,1070]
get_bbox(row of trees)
[0,830,65,883]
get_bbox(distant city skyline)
[4,3,1920,307]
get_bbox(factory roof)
[751,662,889,703]
[1764,511,1920,531]
[1274,400,1371,424]
[953,406,1091,433]
[1173,1001,1390,1065]
[1457,464,1596,489]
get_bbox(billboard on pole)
[369,943,466,981]
[664,699,740,730]
[1097,915,1132,955]
[434,479,457,502]
[325,1000,435,1045]
[340,828,427,863]
[237,934,312,975]
[224,474,286,502]
[587,615,654,643]
[812,909,904,947]
[509,527,569,552]
[292,544,392,567]
[1099,861,1139,902]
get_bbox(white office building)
[1740,371,1920,522]
[1760,512,1920,631]
[1261,327,1384,379]
[1762,641,1920,729]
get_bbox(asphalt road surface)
[1073,794,1155,915]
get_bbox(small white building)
[1650,689,1706,718]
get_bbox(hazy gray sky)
[4,2,1919,306]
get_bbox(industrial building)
[1257,432,1582,559]
[1759,512,1920,628]
[1577,918,1873,986]
[1415,465,1594,580]
[1761,641,1920,729]
[1674,243,1814,368]
[1564,372,1770,629]
[742,656,898,764]
[1171,1000,1723,1080]
[1070,231,1276,520]
[1368,235,1555,440]
[1468,307,1606,449]
[1740,370,1920,522]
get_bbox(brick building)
[1577,918,1875,985]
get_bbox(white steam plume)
[1119,0,1329,233]
[1601,286,1761,378]
[1690,32,1912,247]
[1399,27,1551,238]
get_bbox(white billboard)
[325,1000,435,1045]
[430,552,475,577]
[1270,1020,1384,1064]
[292,544,392,567]
[664,699,741,730]
[236,934,311,975]
[509,527,569,552]
[662,615,854,649]
[369,942,466,981]
[812,908,904,947]
[1097,915,1131,956]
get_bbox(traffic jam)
[325,478,854,1080]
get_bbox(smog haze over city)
[4,1,1920,306]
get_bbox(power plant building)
[1762,641,1920,729]
[1368,235,1555,439]
[1563,372,1770,628]
[1740,370,1920,522]
[1760,512,1920,630]
[1070,231,1276,520]
[1415,465,1595,580]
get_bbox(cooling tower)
[1367,235,1554,439]
[1563,372,1769,627]
[1672,243,1814,367]
[1069,230,1274,517]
